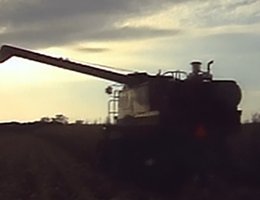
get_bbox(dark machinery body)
[0,45,242,178]
[104,77,241,178]
[117,77,241,128]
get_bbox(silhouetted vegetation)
[40,114,69,124]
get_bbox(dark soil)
[0,123,259,200]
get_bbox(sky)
[0,0,259,122]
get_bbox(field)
[0,122,260,200]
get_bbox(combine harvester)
[0,45,242,181]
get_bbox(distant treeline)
[0,121,103,133]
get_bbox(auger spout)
[0,45,130,84]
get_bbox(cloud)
[0,24,181,49]
[1,0,258,49]
[75,47,110,53]
[0,0,187,49]
[86,26,181,41]
[198,32,260,55]
[0,0,190,24]
[186,0,260,27]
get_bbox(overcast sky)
[0,0,259,122]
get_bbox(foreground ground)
[0,123,260,200]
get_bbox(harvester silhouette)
[0,45,241,180]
